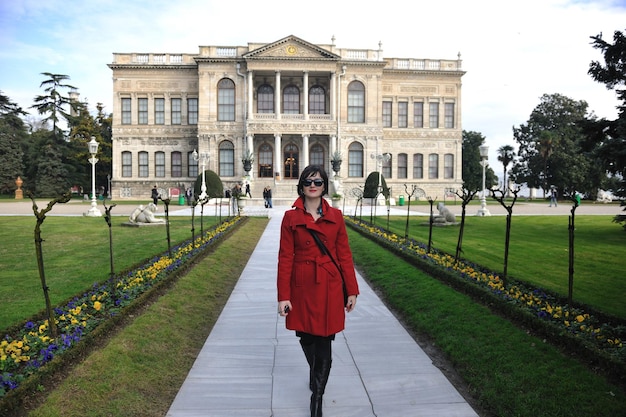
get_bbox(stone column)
[275,71,281,120]
[303,70,309,120]
[274,133,282,180]
[247,70,254,119]
[330,72,336,120]
[302,134,309,168]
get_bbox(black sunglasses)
[302,179,324,187]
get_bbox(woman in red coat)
[277,165,359,417]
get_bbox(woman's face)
[302,173,325,198]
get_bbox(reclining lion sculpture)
[128,203,166,224]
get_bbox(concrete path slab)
[165,208,479,417]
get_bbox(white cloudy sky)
[1,0,624,171]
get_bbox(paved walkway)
[165,207,479,417]
[1,199,619,416]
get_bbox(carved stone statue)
[434,202,456,224]
[128,203,166,224]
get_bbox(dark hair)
[297,165,329,197]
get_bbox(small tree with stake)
[454,188,479,264]
[28,191,72,338]
[102,200,117,302]
[490,187,520,286]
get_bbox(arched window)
[284,143,299,179]
[219,141,235,177]
[122,151,132,177]
[138,151,148,177]
[217,78,235,121]
[258,84,274,113]
[348,142,364,177]
[259,142,273,178]
[398,153,408,179]
[171,151,182,177]
[413,153,423,179]
[155,151,165,177]
[428,153,439,179]
[283,85,300,114]
[382,154,392,179]
[347,81,365,123]
[444,153,454,179]
[310,143,324,166]
[309,85,326,114]
[188,151,198,177]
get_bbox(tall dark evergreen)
[462,130,496,192]
[30,73,77,142]
[0,92,27,194]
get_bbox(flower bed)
[345,217,626,382]
[0,216,243,405]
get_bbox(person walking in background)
[185,186,193,206]
[263,186,273,208]
[277,165,359,417]
[151,185,159,205]
[245,181,252,198]
[549,186,558,207]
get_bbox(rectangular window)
[219,148,234,177]
[429,153,439,179]
[218,90,235,121]
[398,102,408,128]
[429,102,439,128]
[188,151,198,177]
[171,98,181,125]
[413,153,423,179]
[155,152,165,177]
[121,98,131,125]
[444,103,455,128]
[382,101,392,128]
[348,150,363,177]
[138,98,148,124]
[155,98,165,125]
[138,152,149,177]
[444,153,454,179]
[398,153,407,178]
[171,152,182,177]
[413,102,423,128]
[188,98,198,124]
[382,156,392,179]
[122,151,132,177]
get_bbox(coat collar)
[289,197,339,226]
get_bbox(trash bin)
[398,195,404,206]
[179,195,185,205]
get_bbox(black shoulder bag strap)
[307,229,348,304]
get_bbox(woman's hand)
[345,295,357,312]
[278,300,292,316]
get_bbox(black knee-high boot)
[310,358,332,417]
[299,339,315,391]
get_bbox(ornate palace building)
[108,35,465,205]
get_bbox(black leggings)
[297,332,334,361]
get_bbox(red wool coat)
[277,197,359,337]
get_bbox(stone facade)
[108,35,465,204]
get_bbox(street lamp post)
[85,137,102,217]
[192,149,209,200]
[476,144,491,216]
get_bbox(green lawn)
[368,214,626,319]
[0,214,222,331]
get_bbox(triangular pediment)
[243,35,340,60]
